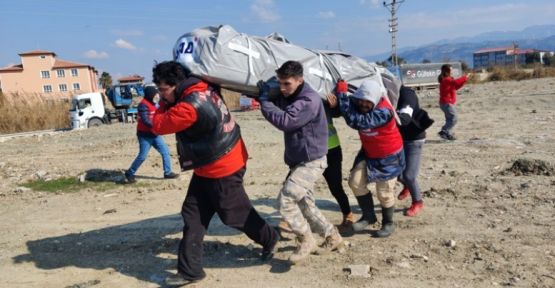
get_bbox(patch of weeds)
[22,177,151,193]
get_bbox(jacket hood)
[351,80,385,105]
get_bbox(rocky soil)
[1,78,554,287]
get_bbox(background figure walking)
[438,64,470,140]
[125,86,178,183]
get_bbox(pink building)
[0,50,98,97]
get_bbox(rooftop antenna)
[383,0,405,67]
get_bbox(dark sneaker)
[438,131,449,140]
[124,171,136,184]
[165,273,204,286]
[164,172,179,179]
[261,228,280,261]
[445,133,457,141]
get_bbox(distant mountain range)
[365,25,555,67]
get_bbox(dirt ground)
[1,78,554,288]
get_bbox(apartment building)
[0,50,98,96]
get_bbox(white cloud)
[84,50,109,59]
[251,0,280,23]
[111,29,143,36]
[114,38,136,50]
[318,11,336,19]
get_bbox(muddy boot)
[277,220,294,240]
[374,206,395,238]
[318,227,345,254]
[352,194,378,232]
[288,232,317,264]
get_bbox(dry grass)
[483,66,555,82]
[486,67,532,82]
[531,67,555,78]
[0,92,71,133]
[221,89,241,111]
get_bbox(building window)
[71,69,78,77]
[41,71,50,79]
[57,69,65,78]
[73,83,80,91]
[40,55,46,59]
[59,84,67,92]
[43,85,52,93]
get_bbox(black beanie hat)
[144,86,158,101]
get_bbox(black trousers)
[322,146,352,215]
[177,167,277,280]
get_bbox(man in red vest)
[125,86,178,183]
[150,61,279,287]
[337,79,405,238]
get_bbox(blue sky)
[1,0,554,82]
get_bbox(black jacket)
[396,86,434,141]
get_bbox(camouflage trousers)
[278,156,335,237]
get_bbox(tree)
[459,60,469,72]
[542,53,555,66]
[99,72,113,89]
[525,52,541,65]
[387,54,406,66]
[378,55,406,67]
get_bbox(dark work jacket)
[396,86,434,141]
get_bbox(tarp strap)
[228,40,259,83]
[227,42,261,59]
[376,72,401,125]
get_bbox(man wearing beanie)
[125,86,178,183]
[336,79,405,238]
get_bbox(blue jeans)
[127,135,172,177]
[440,103,457,135]
[399,140,424,202]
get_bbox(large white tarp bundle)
[173,25,397,104]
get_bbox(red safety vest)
[359,98,403,158]
[136,99,156,133]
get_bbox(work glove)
[335,79,348,94]
[256,78,280,101]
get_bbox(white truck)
[69,92,106,129]
[69,84,143,129]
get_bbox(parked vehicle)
[399,62,462,89]
[69,84,144,129]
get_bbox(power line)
[383,0,405,67]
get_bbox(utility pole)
[383,0,405,67]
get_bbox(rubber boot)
[352,193,378,232]
[375,206,395,238]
